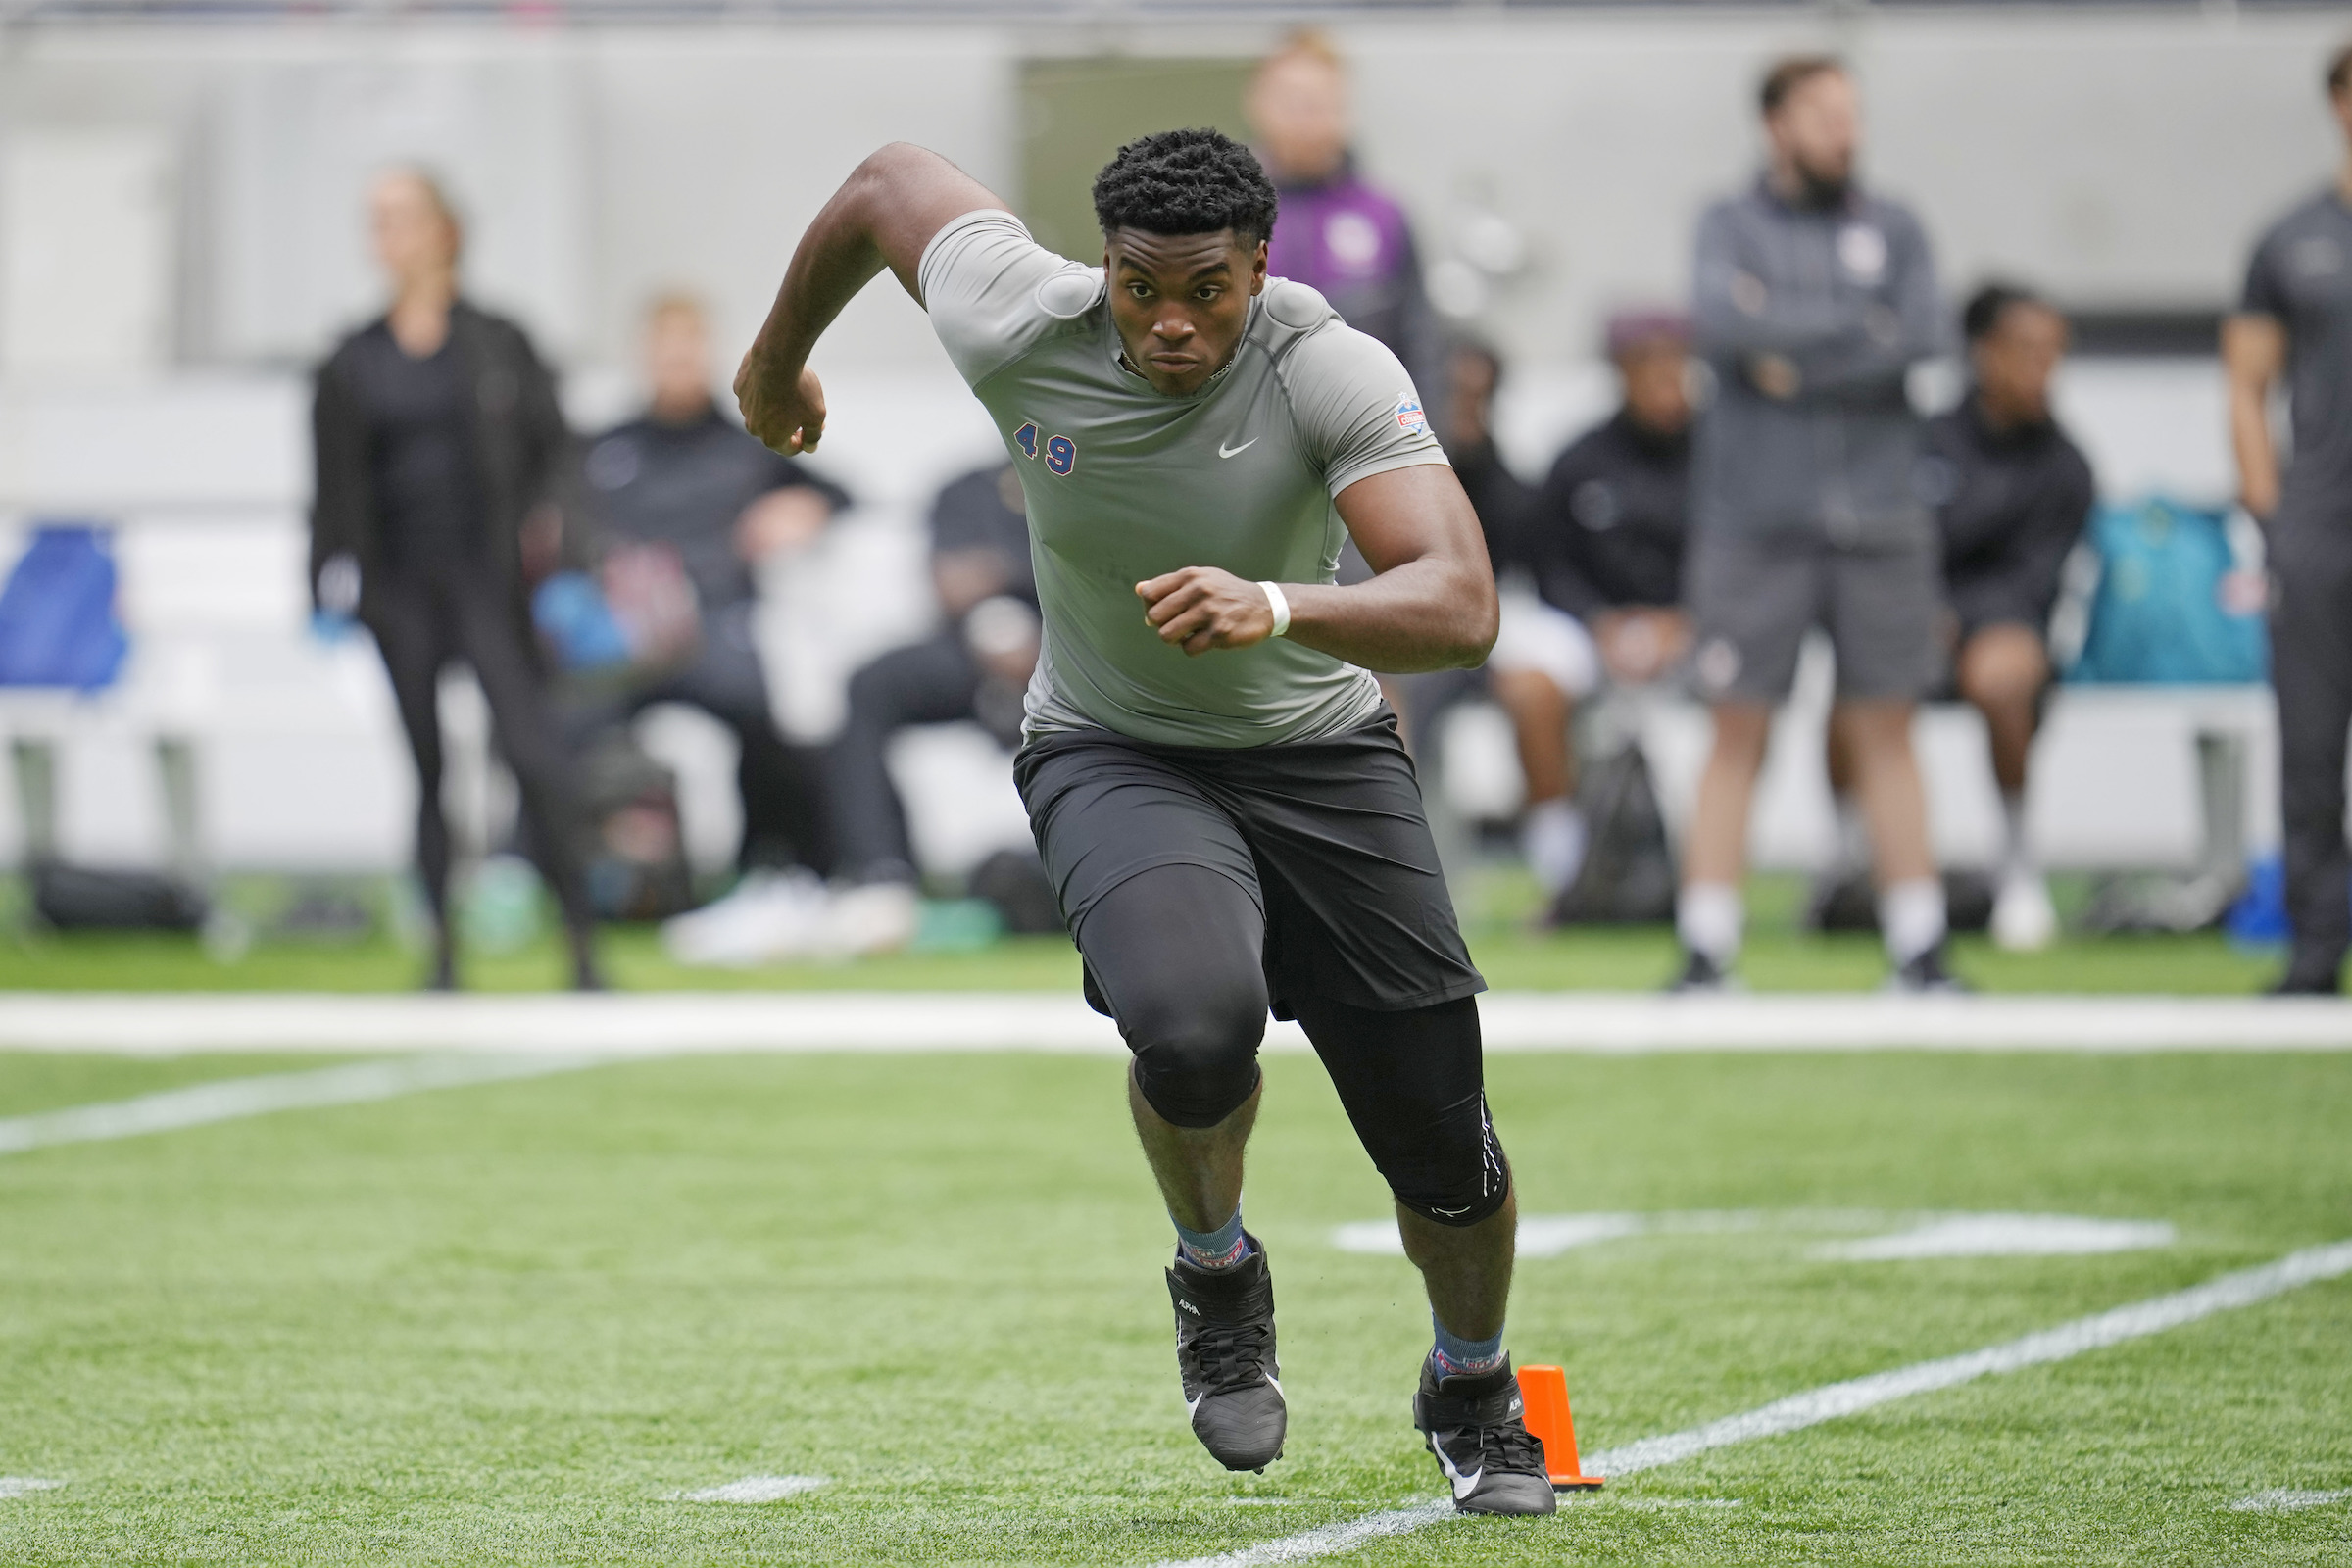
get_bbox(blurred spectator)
[1677,57,1952,992]
[309,168,603,991]
[1248,29,1439,395]
[2226,41,2352,994]
[826,464,1040,889]
[1507,312,1693,905]
[661,463,1042,968]
[575,293,847,876]
[1815,284,2090,951]
[1382,341,1532,757]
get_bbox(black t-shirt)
[1449,439,1532,582]
[1919,394,2094,634]
[349,323,486,577]
[928,464,1037,610]
[2242,189,2352,523]
[585,406,849,611]
[1523,411,1690,618]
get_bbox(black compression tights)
[1077,863,1508,1227]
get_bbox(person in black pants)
[823,463,1040,888]
[2227,41,2352,994]
[576,294,847,875]
[310,168,602,991]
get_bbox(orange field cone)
[1517,1364,1604,1491]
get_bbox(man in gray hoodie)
[1675,56,1957,992]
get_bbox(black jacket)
[585,406,850,613]
[310,300,585,645]
[1524,411,1690,619]
[1922,394,2095,634]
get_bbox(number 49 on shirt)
[1013,421,1077,477]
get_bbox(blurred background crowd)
[1,2,2346,992]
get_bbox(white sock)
[1835,796,1872,877]
[2000,793,2033,881]
[1521,799,1588,897]
[1880,877,1946,965]
[1678,881,1743,964]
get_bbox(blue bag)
[0,524,128,692]
[531,570,633,671]
[2067,498,2267,686]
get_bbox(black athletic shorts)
[1012,711,1486,1017]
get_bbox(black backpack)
[1548,744,1678,926]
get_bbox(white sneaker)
[661,869,830,967]
[812,881,923,959]
[1990,871,2059,953]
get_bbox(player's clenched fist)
[1137,566,1278,657]
[733,351,828,456]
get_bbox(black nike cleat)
[1414,1356,1556,1516]
[1165,1237,1286,1472]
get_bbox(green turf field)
[2,1047,2346,1564]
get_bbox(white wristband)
[1258,581,1292,639]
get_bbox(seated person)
[1818,282,2092,951]
[824,462,1041,889]
[576,292,848,875]
[1503,311,1694,901]
[1932,283,2096,945]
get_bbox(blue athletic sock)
[1430,1314,1507,1377]
[1173,1206,1250,1271]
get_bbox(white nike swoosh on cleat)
[1218,437,1257,459]
[1432,1441,1483,1500]
[1188,1394,1205,1417]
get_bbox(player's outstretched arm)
[1138,464,1497,673]
[735,143,1003,456]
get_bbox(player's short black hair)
[1962,280,2053,343]
[1091,128,1280,249]
[2329,40,2352,97]
[1759,55,1845,116]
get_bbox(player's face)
[1973,302,2068,425]
[1103,228,1269,398]
[2333,83,2352,148]
[1768,71,1859,192]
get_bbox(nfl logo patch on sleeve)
[1395,395,1427,434]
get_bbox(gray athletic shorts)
[1011,711,1486,1016]
[1686,528,1941,703]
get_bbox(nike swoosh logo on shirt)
[1218,437,1257,459]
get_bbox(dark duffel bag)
[32,861,207,931]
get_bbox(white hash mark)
[670,1475,829,1504]
[2228,1488,2352,1513]
[0,1479,64,1500]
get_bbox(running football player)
[734,129,1550,1515]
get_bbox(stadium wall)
[0,9,2342,374]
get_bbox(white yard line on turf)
[669,1475,829,1503]
[1148,1238,2352,1568]
[0,1478,63,1500]
[2229,1488,2352,1513]
[7,991,2352,1055]
[0,1054,612,1156]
